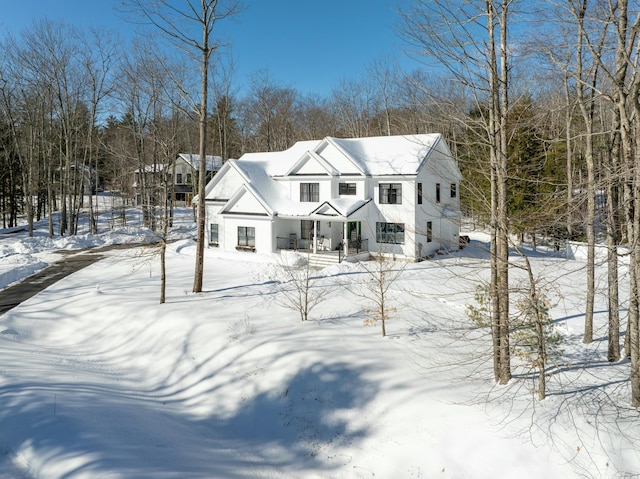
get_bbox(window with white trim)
[300,183,319,202]
[379,183,402,204]
[376,222,405,244]
[237,226,255,248]
[209,223,219,246]
[339,182,356,195]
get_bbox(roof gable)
[204,161,248,200]
[310,198,372,218]
[285,151,337,176]
[314,140,365,176]
[220,184,272,216]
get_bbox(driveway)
[0,242,151,315]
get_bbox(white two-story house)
[202,133,462,262]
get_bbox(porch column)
[313,220,318,254]
[343,221,348,257]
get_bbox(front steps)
[308,252,341,268]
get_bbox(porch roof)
[277,198,372,221]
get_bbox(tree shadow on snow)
[0,360,376,478]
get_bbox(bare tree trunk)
[487,0,503,384]
[564,75,574,240]
[631,122,640,405]
[193,23,209,294]
[125,1,240,294]
[606,110,621,362]
[160,182,169,304]
[495,0,511,384]
[572,1,596,343]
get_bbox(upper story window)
[176,173,183,184]
[187,173,192,184]
[436,183,441,204]
[451,183,457,198]
[300,183,319,202]
[339,182,357,195]
[417,182,423,205]
[379,183,402,204]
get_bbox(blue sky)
[1,0,419,97]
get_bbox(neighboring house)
[133,154,222,206]
[168,154,222,206]
[202,134,462,262]
[57,164,99,195]
[133,164,165,206]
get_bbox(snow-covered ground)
[0,204,639,478]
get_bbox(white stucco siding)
[209,167,244,200]
[367,178,419,260]
[414,162,461,256]
[220,216,273,254]
[371,178,417,225]
[226,190,269,215]
[334,177,366,199]
[294,156,329,175]
[440,216,461,251]
[205,202,225,247]
[286,178,332,203]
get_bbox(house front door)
[347,221,361,247]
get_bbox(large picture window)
[376,222,405,244]
[339,182,356,195]
[379,183,402,204]
[209,223,219,246]
[300,183,319,202]
[237,226,255,248]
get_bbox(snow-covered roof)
[310,198,372,218]
[205,134,457,218]
[327,134,442,176]
[134,164,165,173]
[235,140,321,176]
[178,153,223,172]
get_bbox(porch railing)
[277,236,369,262]
[276,236,312,251]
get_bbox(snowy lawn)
[0,210,639,478]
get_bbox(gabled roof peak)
[325,134,442,176]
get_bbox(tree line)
[2,0,640,406]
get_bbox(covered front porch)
[275,217,370,263]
